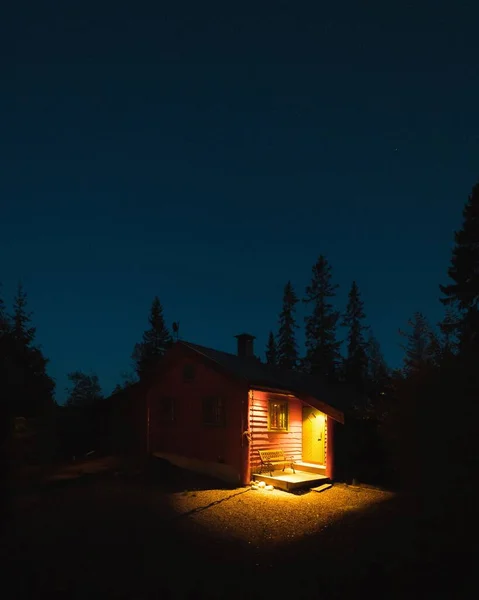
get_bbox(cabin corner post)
[326,416,335,480]
[242,389,252,485]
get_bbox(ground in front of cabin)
[0,457,472,599]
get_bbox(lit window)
[268,399,289,431]
[202,396,225,426]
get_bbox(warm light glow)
[166,483,395,549]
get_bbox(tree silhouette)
[276,282,299,371]
[440,181,479,355]
[0,283,9,336]
[364,332,390,417]
[132,296,172,380]
[303,255,341,381]
[365,333,389,390]
[112,370,138,394]
[0,283,12,372]
[341,281,368,392]
[265,331,278,366]
[6,283,55,417]
[11,283,35,346]
[66,371,103,408]
[0,283,14,431]
[399,312,436,375]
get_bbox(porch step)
[294,461,327,476]
[311,483,333,493]
[253,471,330,492]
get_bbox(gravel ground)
[2,461,470,599]
[168,483,393,548]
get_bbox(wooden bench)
[258,449,296,477]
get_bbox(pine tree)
[341,281,368,391]
[7,283,55,416]
[66,371,103,408]
[366,333,389,388]
[276,282,299,370]
[0,284,14,424]
[132,296,172,380]
[303,255,341,381]
[0,283,9,336]
[11,282,36,346]
[399,312,435,375]
[440,182,479,356]
[265,331,278,366]
[364,333,391,417]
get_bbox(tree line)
[3,180,478,415]
[2,180,479,489]
[265,262,389,417]
[0,283,55,418]
[0,287,174,413]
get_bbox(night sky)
[1,1,478,402]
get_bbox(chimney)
[234,333,256,358]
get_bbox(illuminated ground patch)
[167,483,394,547]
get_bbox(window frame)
[202,396,225,427]
[267,399,289,432]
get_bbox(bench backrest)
[258,449,285,463]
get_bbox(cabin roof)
[179,341,347,422]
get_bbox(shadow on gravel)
[2,457,476,599]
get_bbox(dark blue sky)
[1,1,478,402]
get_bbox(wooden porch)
[253,462,330,492]
[253,470,330,492]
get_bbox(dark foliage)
[65,371,103,408]
[381,181,479,517]
[276,281,299,370]
[364,333,390,417]
[440,181,479,354]
[303,255,341,381]
[1,282,55,419]
[341,281,368,393]
[265,331,278,366]
[132,296,172,380]
[112,370,138,394]
[398,311,436,375]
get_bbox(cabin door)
[302,406,325,464]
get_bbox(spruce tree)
[341,281,368,391]
[303,255,341,381]
[366,333,389,389]
[0,283,9,336]
[364,332,391,417]
[0,284,11,363]
[440,181,479,356]
[265,331,278,366]
[276,282,299,371]
[399,312,435,375]
[11,282,35,346]
[0,284,14,422]
[8,283,55,416]
[132,296,172,380]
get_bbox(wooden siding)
[148,345,248,484]
[249,389,303,473]
[326,416,334,479]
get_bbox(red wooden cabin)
[145,334,345,487]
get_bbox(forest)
[2,182,479,505]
